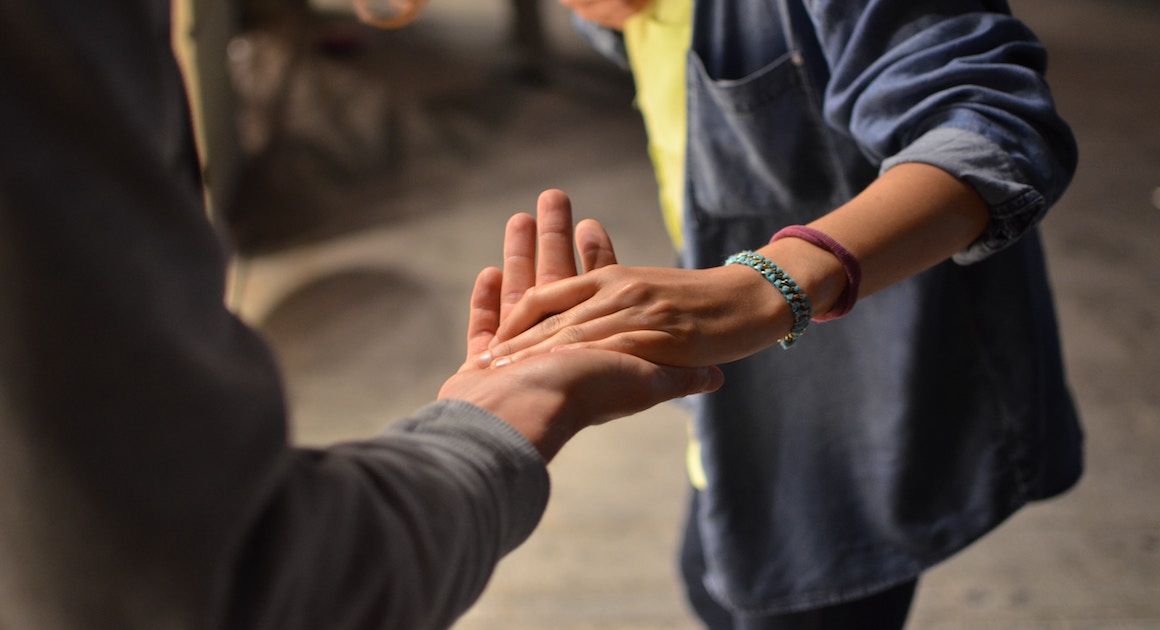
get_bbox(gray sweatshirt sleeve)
[0,3,548,629]
[219,401,550,630]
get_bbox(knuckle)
[521,285,541,301]
[668,320,697,344]
[638,298,686,330]
[610,278,649,304]
[612,335,639,353]
[557,325,586,345]
[539,312,569,335]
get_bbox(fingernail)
[493,357,512,368]
[475,352,492,368]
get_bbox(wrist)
[713,263,795,349]
[758,236,847,322]
[722,251,811,348]
[768,226,862,321]
[439,375,573,462]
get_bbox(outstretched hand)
[465,191,783,370]
[440,189,723,461]
[474,254,793,370]
[457,189,619,364]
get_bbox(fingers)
[463,266,503,367]
[500,324,700,370]
[535,189,579,285]
[575,218,618,272]
[479,188,623,367]
[639,360,725,407]
[500,213,536,321]
[479,188,591,367]
[489,273,606,349]
[552,350,724,428]
[500,190,580,321]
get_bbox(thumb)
[557,351,724,427]
[652,364,725,400]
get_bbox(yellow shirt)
[624,0,707,490]
[623,0,693,252]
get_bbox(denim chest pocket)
[686,49,846,224]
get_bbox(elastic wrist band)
[771,225,861,322]
[724,250,811,349]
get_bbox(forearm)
[816,3,1076,261]
[480,165,992,366]
[746,163,990,336]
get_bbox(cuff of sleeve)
[880,127,1047,265]
[387,400,551,554]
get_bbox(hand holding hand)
[458,189,618,361]
[476,260,795,370]
[440,190,723,461]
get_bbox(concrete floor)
[221,0,1160,627]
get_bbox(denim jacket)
[579,0,1082,615]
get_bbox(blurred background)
[174,0,1159,627]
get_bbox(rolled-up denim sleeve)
[805,0,1078,263]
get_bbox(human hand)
[459,189,617,363]
[560,0,652,31]
[441,343,722,461]
[442,189,723,461]
[477,262,795,370]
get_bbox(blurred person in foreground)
[0,3,722,629]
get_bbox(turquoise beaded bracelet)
[725,250,812,349]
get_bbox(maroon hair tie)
[770,226,861,321]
